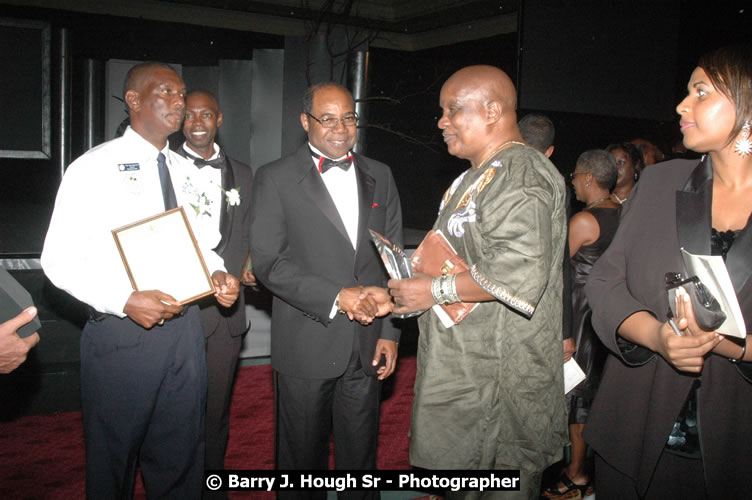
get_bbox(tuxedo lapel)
[354,156,376,254]
[295,147,352,249]
[215,157,236,255]
[676,157,712,256]
[676,155,752,296]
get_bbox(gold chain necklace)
[474,140,526,169]
[445,140,525,212]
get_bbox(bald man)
[43,62,239,499]
[389,65,568,499]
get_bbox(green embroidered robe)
[410,145,569,474]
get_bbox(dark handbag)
[665,272,727,331]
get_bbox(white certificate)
[112,207,214,304]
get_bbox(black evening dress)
[568,206,620,424]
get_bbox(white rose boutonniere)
[225,187,241,209]
[182,176,213,217]
[182,176,241,215]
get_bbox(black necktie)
[310,147,353,173]
[157,152,178,210]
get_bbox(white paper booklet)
[564,358,586,395]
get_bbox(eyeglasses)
[306,112,359,129]
[569,171,587,180]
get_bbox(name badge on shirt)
[118,163,140,172]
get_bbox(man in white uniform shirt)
[175,90,255,489]
[41,62,239,499]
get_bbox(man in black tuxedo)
[249,82,402,499]
[175,90,255,483]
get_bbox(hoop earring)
[735,120,751,157]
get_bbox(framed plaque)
[112,207,214,304]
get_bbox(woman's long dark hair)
[698,45,752,142]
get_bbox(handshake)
[337,286,394,325]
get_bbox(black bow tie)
[183,148,226,169]
[310,148,353,173]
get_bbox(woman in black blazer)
[584,45,752,499]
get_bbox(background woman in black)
[605,142,644,206]
[544,150,619,499]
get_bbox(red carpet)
[0,356,416,499]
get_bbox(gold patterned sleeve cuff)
[470,264,536,318]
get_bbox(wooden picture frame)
[112,207,214,305]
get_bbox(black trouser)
[203,319,242,470]
[275,337,381,500]
[80,306,206,499]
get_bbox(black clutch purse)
[666,272,727,331]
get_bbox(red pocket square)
[372,202,379,208]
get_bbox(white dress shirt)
[180,142,223,250]
[42,127,225,317]
[309,143,359,249]
[308,143,360,318]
